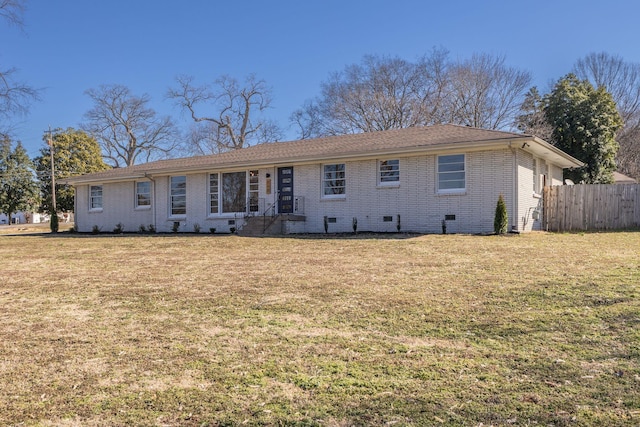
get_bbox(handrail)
[262,204,277,233]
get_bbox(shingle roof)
[63,124,572,184]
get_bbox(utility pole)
[48,126,58,232]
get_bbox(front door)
[278,167,294,214]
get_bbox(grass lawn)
[0,231,639,426]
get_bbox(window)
[210,171,254,215]
[89,185,103,210]
[249,170,259,212]
[222,171,246,213]
[209,173,219,214]
[323,163,346,197]
[135,181,151,208]
[533,158,546,195]
[170,176,186,216]
[379,159,400,184]
[437,154,465,193]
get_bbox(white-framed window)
[323,163,346,197]
[89,185,103,210]
[170,175,186,216]
[209,171,255,215]
[379,159,400,185]
[135,181,151,208]
[533,158,546,195]
[209,173,219,215]
[249,170,259,212]
[437,154,465,193]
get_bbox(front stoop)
[238,214,306,236]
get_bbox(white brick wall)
[74,147,566,235]
[285,150,513,234]
[75,181,154,233]
[516,152,546,232]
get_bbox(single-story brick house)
[63,124,583,235]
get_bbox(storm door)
[278,167,294,214]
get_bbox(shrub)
[113,223,124,234]
[209,228,216,234]
[91,225,101,234]
[171,222,180,233]
[352,217,358,234]
[138,224,147,233]
[148,224,156,234]
[193,223,201,233]
[494,194,508,235]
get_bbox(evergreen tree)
[543,74,622,183]
[34,128,110,213]
[493,194,508,235]
[0,141,40,223]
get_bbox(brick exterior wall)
[73,147,566,235]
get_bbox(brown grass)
[0,231,639,426]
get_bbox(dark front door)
[278,167,294,214]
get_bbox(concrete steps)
[238,214,306,236]
[238,215,280,236]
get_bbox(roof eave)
[528,137,585,168]
[61,173,147,185]
[62,134,583,185]
[62,138,525,184]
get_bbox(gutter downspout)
[509,143,519,233]
[74,186,78,231]
[144,173,157,232]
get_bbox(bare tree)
[0,0,25,27]
[168,74,281,154]
[1,0,39,134]
[290,100,324,140]
[291,51,531,139]
[0,67,38,119]
[515,87,553,141]
[445,53,532,130]
[574,52,640,179]
[291,50,450,138]
[83,85,179,167]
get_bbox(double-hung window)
[437,154,465,193]
[323,164,346,197]
[170,176,186,216]
[89,185,103,210]
[379,159,400,185]
[135,181,151,208]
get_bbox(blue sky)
[3,0,640,157]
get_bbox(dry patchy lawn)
[0,231,639,426]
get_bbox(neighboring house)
[63,124,583,235]
[613,171,637,184]
[0,212,45,225]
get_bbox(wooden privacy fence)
[543,184,640,232]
